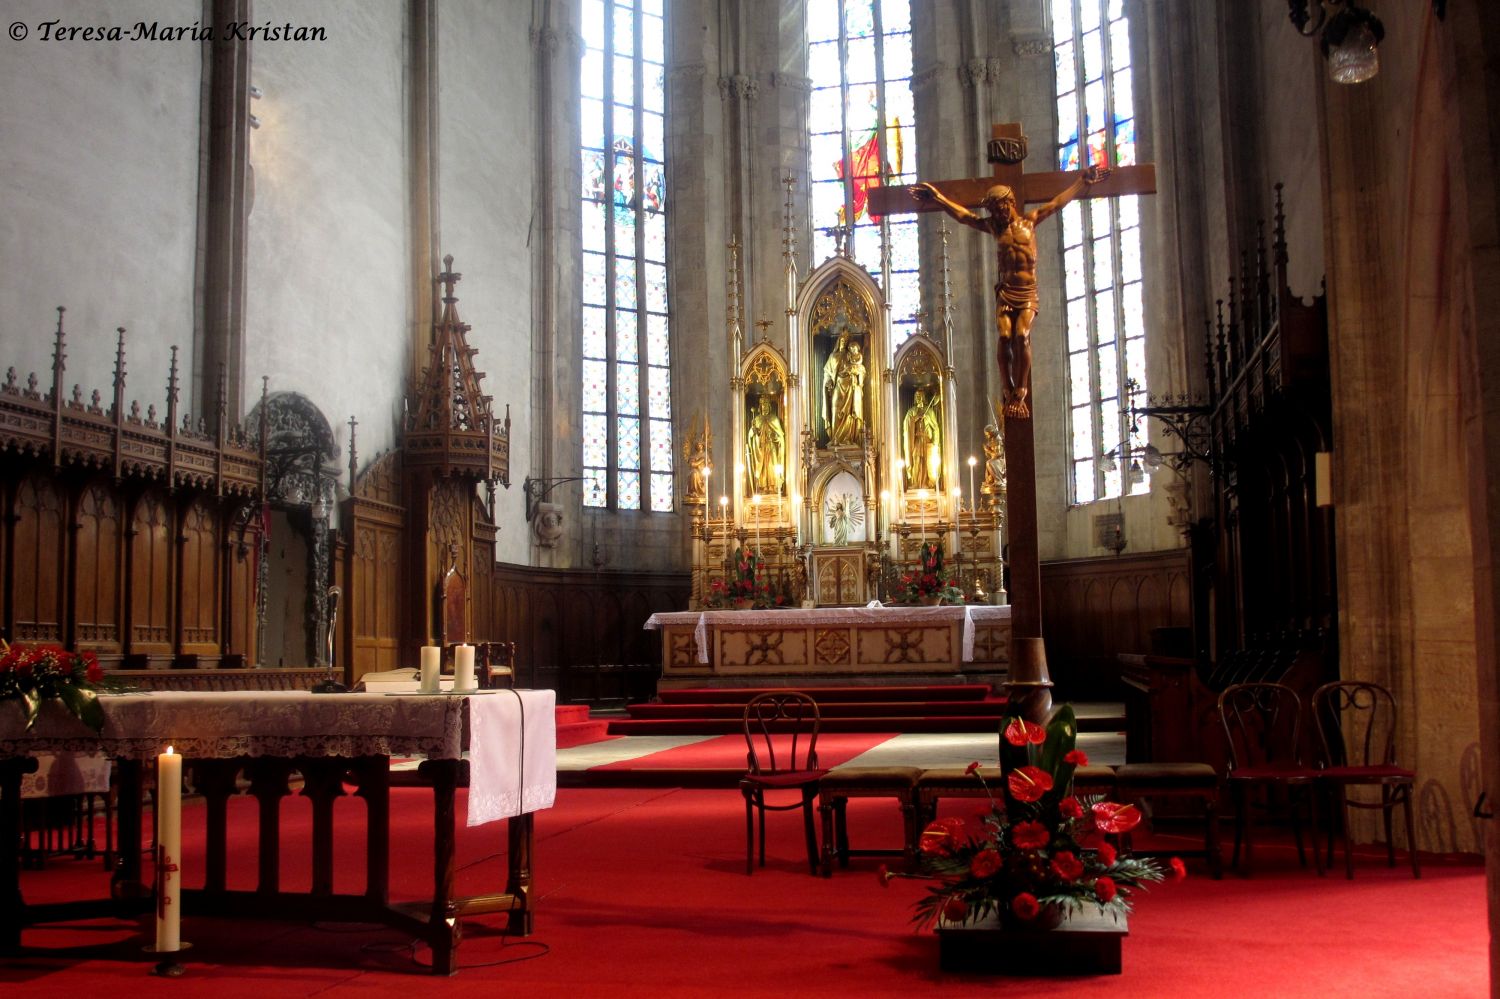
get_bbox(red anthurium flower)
[1091,801,1143,834]
[1011,820,1050,850]
[942,895,969,922]
[969,848,1002,879]
[1003,718,1047,747]
[1076,827,1106,850]
[964,760,982,776]
[1096,842,1118,866]
[1170,857,1188,881]
[1058,796,1084,819]
[919,816,968,856]
[1007,765,1054,803]
[1064,749,1089,766]
[1050,850,1084,881]
[1011,892,1040,921]
[1095,876,1118,903]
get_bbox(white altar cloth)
[644,604,1013,664]
[0,689,557,827]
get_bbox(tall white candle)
[752,495,761,555]
[155,746,183,953]
[917,489,928,547]
[967,455,978,514]
[419,645,440,693]
[454,644,476,692]
[952,487,963,556]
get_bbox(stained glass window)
[806,0,921,346]
[582,0,673,511]
[1054,0,1147,503]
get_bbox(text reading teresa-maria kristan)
[27,21,328,42]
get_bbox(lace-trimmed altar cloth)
[0,689,559,827]
[644,604,1013,664]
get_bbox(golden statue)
[745,395,786,495]
[980,421,1005,503]
[901,389,942,490]
[822,331,866,446]
[683,421,712,504]
[913,165,1108,419]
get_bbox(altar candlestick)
[917,489,928,547]
[880,490,893,558]
[419,645,440,693]
[751,494,762,555]
[155,746,183,953]
[454,644,476,691]
[951,487,964,555]
[967,456,978,514]
[791,492,801,546]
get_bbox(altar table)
[645,604,1012,685]
[0,689,556,976]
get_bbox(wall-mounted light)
[1288,1,1385,84]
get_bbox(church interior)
[1,0,1497,993]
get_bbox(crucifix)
[870,123,1156,710]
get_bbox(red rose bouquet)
[905,706,1172,928]
[893,540,965,605]
[0,640,109,733]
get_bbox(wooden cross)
[869,123,1158,682]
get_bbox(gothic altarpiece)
[685,223,1004,610]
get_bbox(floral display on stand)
[886,706,1180,929]
[893,540,965,605]
[703,546,790,609]
[0,640,109,733]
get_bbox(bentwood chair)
[740,692,827,875]
[1217,683,1322,876]
[1311,681,1420,879]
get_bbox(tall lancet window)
[581,0,673,511]
[1054,0,1147,503]
[806,0,921,346]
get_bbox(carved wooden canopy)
[404,256,511,484]
[0,309,262,497]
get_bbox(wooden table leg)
[111,758,148,901]
[299,759,348,897]
[351,757,389,903]
[1,756,40,952]
[419,759,461,976]
[505,813,534,935]
[189,761,239,894]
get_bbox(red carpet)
[591,731,897,771]
[7,787,1489,998]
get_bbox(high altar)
[667,183,1009,685]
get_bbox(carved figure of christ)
[869,122,1156,647]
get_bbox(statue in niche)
[913,165,1109,419]
[901,389,942,491]
[822,325,866,446]
[824,491,864,546]
[745,395,786,495]
[683,424,712,504]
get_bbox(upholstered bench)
[915,764,1117,829]
[817,765,923,877]
[1113,762,1223,879]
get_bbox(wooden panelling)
[73,483,123,651]
[178,496,220,652]
[12,474,65,642]
[129,490,173,653]
[489,565,688,690]
[1040,550,1193,699]
[345,451,404,683]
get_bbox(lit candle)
[454,644,476,692]
[951,486,964,556]
[917,489,928,547]
[751,494,762,555]
[895,458,906,492]
[791,492,801,546]
[719,495,729,529]
[155,746,183,953]
[419,645,440,693]
[967,455,978,514]
[880,489,892,557]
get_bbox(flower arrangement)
[0,640,108,733]
[893,540,965,605]
[892,706,1179,929]
[704,547,788,609]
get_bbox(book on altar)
[357,667,455,693]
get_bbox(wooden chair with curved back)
[1217,682,1322,876]
[740,691,827,876]
[1311,680,1419,879]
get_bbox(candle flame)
[165,746,175,755]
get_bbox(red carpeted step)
[555,704,594,725]
[606,715,1020,735]
[655,683,994,704]
[625,699,1009,720]
[557,719,616,748]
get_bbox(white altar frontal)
[680,192,1007,614]
[645,604,1011,688]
